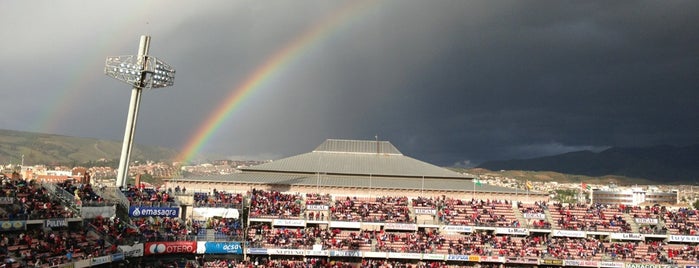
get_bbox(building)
[165,139,547,202]
[592,186,678,205]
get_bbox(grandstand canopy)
[181,139,529,194]
[241,139,468,179]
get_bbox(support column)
[116,35,151,188]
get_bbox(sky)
[1,0,698,167]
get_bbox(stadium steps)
[114,202,131,223]
[45,185,82,215]
[657,215,667,231]
[624,213,640,233]
[543,208,554,226]
[205,228,217,241]
[512,206,526,227]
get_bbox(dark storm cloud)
[1,0,697,166]
[362,0,699,165]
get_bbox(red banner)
[145,241,196,255]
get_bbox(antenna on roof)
[375,135,379,154]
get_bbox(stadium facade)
[591,187,679,206]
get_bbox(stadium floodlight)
[104,55,176,89]
[104,35,176,189]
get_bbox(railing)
[93,186,130,208]
[42,182,82,213]
[42,181,57,195]
[193,201,244,209]
[130,200,180,207]
[81,199,118,207]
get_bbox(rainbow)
[177,0,377,163]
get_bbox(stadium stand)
[10,172,699,267]
[550,203,632,232]
[330,196,412,223]
[438,198,517,227]
[249,189,304,219]
[518,201,552,229]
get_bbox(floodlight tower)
[104,35,176,188]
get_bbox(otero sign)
[145,241,196,255]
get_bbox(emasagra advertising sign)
[129,206,179,217]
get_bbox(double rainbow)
[176,0,377,162]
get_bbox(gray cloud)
[1,0,698,166]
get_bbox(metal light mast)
[104,35,176,188]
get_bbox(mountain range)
[2,128,697,184]
[478,144,699,183]
[0,129,179,166]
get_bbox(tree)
[140,173,154,183]
[553,189,578,204]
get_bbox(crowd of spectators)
[248,189,303,219]
[551,203,631,232]
[330,196,412,223]
[200,258,491,268]
[602,240,667,263]
[0,178,75,220]
[1,222,117,267]
[168,185,187,194]
[121,185,176,207]
[262,258,354,268]
[305,193,331,221]
[518,201,551,229]
[663,208,699,235]
[12,174,699,266]
[306,193,332,206]
[412,196,438,209]
[364,259,488,268]
[206,217,243,240]
[375,229,445,253]
[627,205,665,234]
[437,199,517,227]
[320,228,372,251]
[194,190,244,208]
[544,236,605,260]
[56,180,104,205]
[256,226,321,249]
[89,216,140,245]
[490,234,543,258]
[133,216,191,242]
[666,244,699,265]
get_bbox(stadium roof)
[178,139,532,194]
[176,172,528,194]
[241,139,469,179]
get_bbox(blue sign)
[203,242,242,254]
[447,255,471,261]
[129,206,179,217]
[111,252,124,262]
[247,248,268,255]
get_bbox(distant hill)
[477,144,699,183]
[0,129,179,166]
[450,167,656,186]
